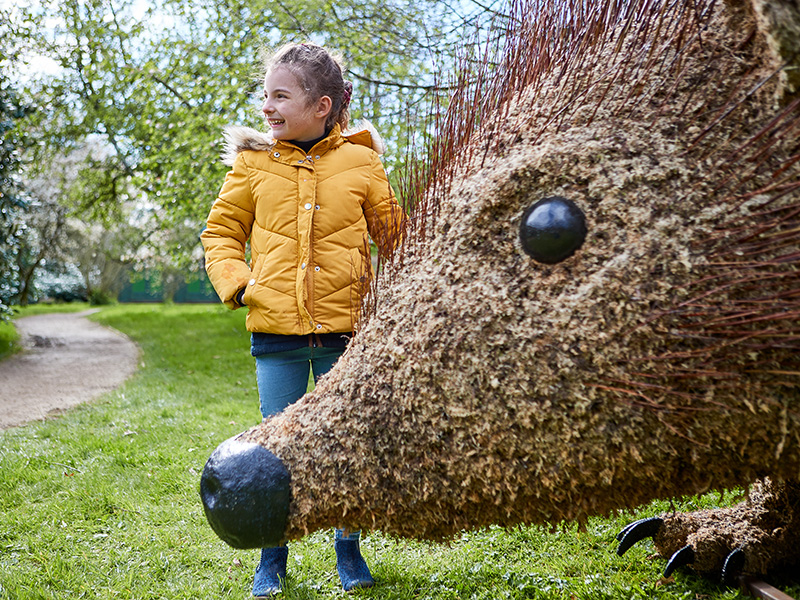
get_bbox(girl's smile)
[262,67,331,143]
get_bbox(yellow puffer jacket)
[201,123,404,336]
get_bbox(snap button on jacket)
[202,124,404,336]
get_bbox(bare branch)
[274,0,308,35]
[347,69,456,92]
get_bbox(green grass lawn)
[0,318,19,361]
[1,304,797,599]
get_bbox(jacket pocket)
[347,247,368,316]
[243,253,265,307]
[348,247,368,286]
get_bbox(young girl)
[201,42,405,596]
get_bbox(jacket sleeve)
[362,153,406,261]
[201,153,256,309]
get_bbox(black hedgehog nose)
[519,196,587,264]
[200,437,291,549]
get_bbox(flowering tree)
[0,13,33,317]
[6,0,500,299]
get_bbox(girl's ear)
[315,96,333,120]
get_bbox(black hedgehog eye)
[519,196,587,264]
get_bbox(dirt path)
[0,310,139,430]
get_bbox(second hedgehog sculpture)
[200,0,800,583]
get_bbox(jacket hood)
[221,120,387,166]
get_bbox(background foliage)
[0,0,497,313]
[0,15,33,318]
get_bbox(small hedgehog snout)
[200,437,291,549]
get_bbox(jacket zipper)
[306,154,316,334]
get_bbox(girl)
[201,42,405,596]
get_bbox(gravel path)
[0,310,139,430]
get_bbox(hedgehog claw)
[664,544,695,578]
[616,516,663,556]
[616,520,637,541]
[721,548,745,586]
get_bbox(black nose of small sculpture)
[200,437,291,549]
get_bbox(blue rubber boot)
[335,532,375,591]
[252,546,288,597]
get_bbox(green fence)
[118,271,219,303]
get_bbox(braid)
[264,43,351,131]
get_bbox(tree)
[0,9,34,318]
[14,0,458,268]
[6,0,506,302]
[13,139,149,305]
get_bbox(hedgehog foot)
[617,478,800,583]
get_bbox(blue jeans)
[255,346,344,419]
[253,346,361,562]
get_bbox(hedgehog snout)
[200,436,291,549]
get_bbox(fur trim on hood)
[221,120,387,166]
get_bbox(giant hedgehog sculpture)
[201,0,800,584]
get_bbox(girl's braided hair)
[263,42,353,132]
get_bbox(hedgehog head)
[202,0,800,548]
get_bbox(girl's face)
[262,67,332,142]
